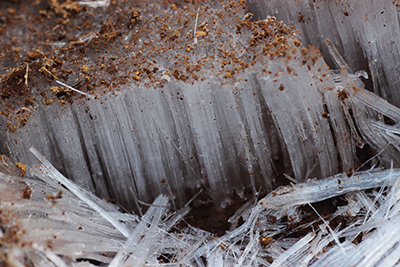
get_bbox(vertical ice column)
[256,46,339,181]
[247,0,400,106]
[3,76,281,211]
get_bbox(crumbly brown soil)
[0,0,305,131]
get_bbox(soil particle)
[0,0,303,130]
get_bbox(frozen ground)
[1,0,400,266]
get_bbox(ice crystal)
[1,0,400,266]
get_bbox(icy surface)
[30,147,132,238]
[248,0,400,107]
[2,152,400,266]
[259,168,400,209]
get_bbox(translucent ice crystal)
[2,150,400,266]
[248,0,400,107]
[1,0,400,266]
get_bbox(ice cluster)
[3,149,400,266]
[1,0,400,266]
[248,0,400,106]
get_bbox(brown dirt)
[0,0,304,131]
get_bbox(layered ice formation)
[248,0,400,106]
[1,0,400,266]
[0,0,342,212]
[2,0,400,213]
